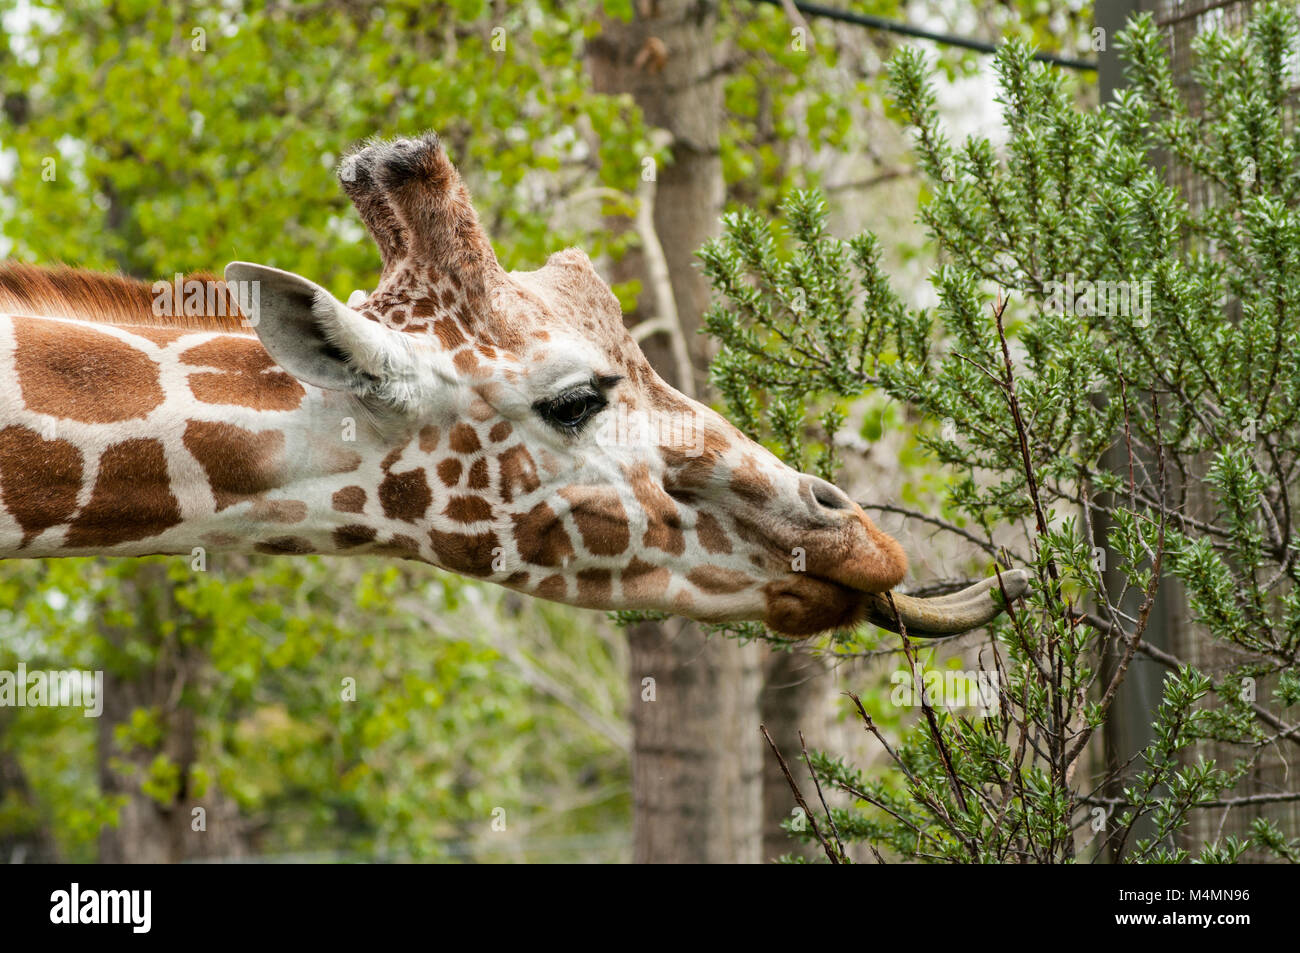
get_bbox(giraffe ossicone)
[0,132,1028,637]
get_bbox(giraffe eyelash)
[535,375,621,433]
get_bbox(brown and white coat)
[0,134,1024,636]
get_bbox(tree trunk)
[0,709,60,863]
[96,563,248,863]
[623,617,762,863]
[588,0,764,863]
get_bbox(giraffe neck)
[0,312,418,562]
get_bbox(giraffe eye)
[536,387,607,431]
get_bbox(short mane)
[0,262,250,333]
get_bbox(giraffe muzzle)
[767,481,1030,636]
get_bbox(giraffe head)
[226,134,1026,637]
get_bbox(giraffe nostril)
[810,478,852,512]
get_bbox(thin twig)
[800,730,845,860]
[760,724,841,864]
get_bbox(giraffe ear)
[223,262,412,394]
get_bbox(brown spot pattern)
[180,337,305,410]
[183,421,285,510]
[65,438,181,547]
[576,569,612,605]
[622,556,670,602]
[448,423,480,454]
[429,527,499,576]
[535,575,567,601]
[333,524,378,548]
[728,454,775,505]
[512,502,574,567]
[323,446,363,474]
[436,458,463,487]
[452,350,481,376]
[15,318,164,423]
[433,319,466,350]
[687,566,753,595]
[332,486,367,513]
[497,444,539,503]
[249,499,308,523]
[255,536,314,555]
[695,512,732,555]
[378,466,432,522]
[444,495,492,523]
[558,486,630,557]
[371,534,422,559]
[0,426,83,544]
[627,464,685,556]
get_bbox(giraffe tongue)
[860,569,1032,637]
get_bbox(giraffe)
[0,133,1027,637]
